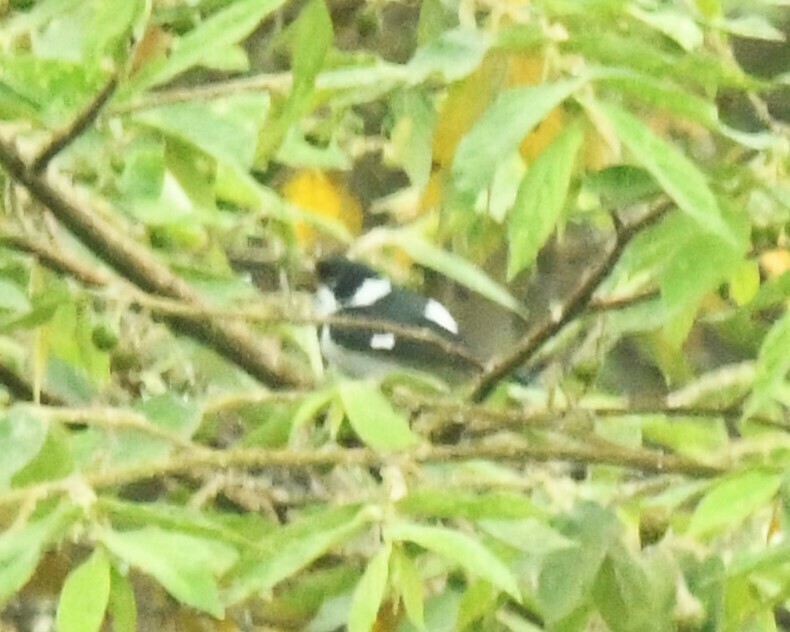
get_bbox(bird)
[314,255,482,380]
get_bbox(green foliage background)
[0,0,788,630]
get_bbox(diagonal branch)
[0,362,63,405]
[31,76,119,174]
[0,436,726,509]
[468,200,673,401]
[0,136,307,389]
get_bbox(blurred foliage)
[0,0,788,630]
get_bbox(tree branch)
[0,362,63,405]
[0,436,725,509]
[30,76,118,174]
[468,201,673,401]
[0,136,307,389]
[0,230,113,287]
[29,405,201,450]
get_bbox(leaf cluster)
[0,0,788,630]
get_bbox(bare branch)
[0,230,113,287]
[588,288,659,313]
[468,201,673,401]
[0,362,64,405]
[113,72,292,114]
[29,405,202,450]
[0,436,725,509]
[30,76,119,174]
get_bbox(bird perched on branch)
[314,255,482,381]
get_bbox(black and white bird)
[314,255,481,380]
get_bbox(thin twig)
[125,291,483,371]
[0,437,726,508]
[0,230,113,287]
[27,405,203,450]
[112,72,293,114]
[31,76,119,174]
[0,362,64,405]
[469,201,673,401]
[396,393,788,435]
[588,288,659,313]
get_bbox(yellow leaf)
[507,54,566,163]
[280,170,362,245]
[759,248,790,278]
[431,52,509,168]
[519,106,566,163]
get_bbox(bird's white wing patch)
[349,278,392,307]
[315,285,338,315]
[370,332,396,350]
[424,299,458,334]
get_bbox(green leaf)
[0,54,104,124]
[583,165,663,208]
[275,129,351,170]
[729,540,790,577]
[592,544,675,632]
[687,469,782,538]
[452,77,586,203]
[0,279,30,312]
[0,504,77,607]
[746,270,790,313]
[338,381,418,452]
[391,547,425,630]
[348,542,391,632]
[507,123,584,278]
[728,259,761,306]
[119,136,165,201]
[255,0,332,163]
[0,408,48,489]
[1,0,84,39]
[417,0,454,45]
[12,424,74,486]
[97,527,238,617]
[744,310,790,417]
[658,213,748,345]
[124,0,288,94]
[586,99,736,246]
[714,14,786,41]
[87,0,147,62]
[0,291,64,334]
[225,505,372,604]
[134,93,269,171]
[641,416,729,461]
[137,392,200,439]
[108,565,137,632]
[408,27,490,83]
[478,519,576,554]
[389,89,437,188]
[56,548,111,632]
[288,387,336,444]
[538,503,620,624]
[397,489,541,521]
[30,2,96,62]
[599,72,718,128]
[385,232,524,315]
[0,548,41,610]
[457,580,497,630]
[100,497,277,545]
[629,5,703,51]
[388,522,520,601]
[291,0,333,87]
